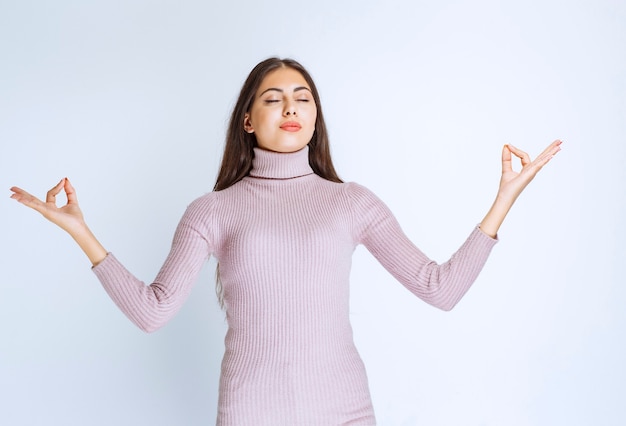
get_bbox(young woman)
[10,57,561,425]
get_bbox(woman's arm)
[349,139,561,310]
[348,183,498,311]
[479,139,562,238]
[10,178,108,265]
[11,178,213,332]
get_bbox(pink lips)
[280,121,301,132]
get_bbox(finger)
[10,186,36,201]
[501,144,513,173]
[536,139,562,162]
[10,186,46,211]
[532,140,562,169]
[507,144,531,167]
[45,178,66,204]
[64,178,79,205]
[545,139,563,152]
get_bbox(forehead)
[257,67,310,93]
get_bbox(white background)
[1,0,624,425]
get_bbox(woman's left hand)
[497,139,562,203]
[479,139,562,238]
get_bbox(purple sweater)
[93,146,497,425]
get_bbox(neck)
[249,146,314,180]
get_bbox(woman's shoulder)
[308,177,375,201]
[339,181,382,202]
[184,190,221,214]
[184,183,249,214]
[338,181,395,219]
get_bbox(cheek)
[302,104,317,122]
[250,110,271,131]
[309,111,318,130]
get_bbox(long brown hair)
[213,57,342,191]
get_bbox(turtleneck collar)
[249,145,314,180]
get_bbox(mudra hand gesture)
[479,139,562,237]
[10,178,108,265]
[499,139,562,202]
[10,178,84,233]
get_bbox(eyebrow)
[259,86,312,96]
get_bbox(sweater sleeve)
[346,182,497,311]
[92,195,215,332]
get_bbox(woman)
[10,57,561,425]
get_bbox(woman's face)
[244,67,317,153]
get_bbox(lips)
[280,121,302,132]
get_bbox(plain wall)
[1,0,624,425]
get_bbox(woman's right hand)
[10,178,108,265]
[10,178,86,234]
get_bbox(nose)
[283,100,297,116]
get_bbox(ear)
[243,113,254,133]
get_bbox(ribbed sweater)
[92,146,498,425]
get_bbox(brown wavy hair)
[214,58,342,308]
[213,57,342,191]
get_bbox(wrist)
[480,194,516,238]
[69,224,107,266]
[493,190,520,210]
